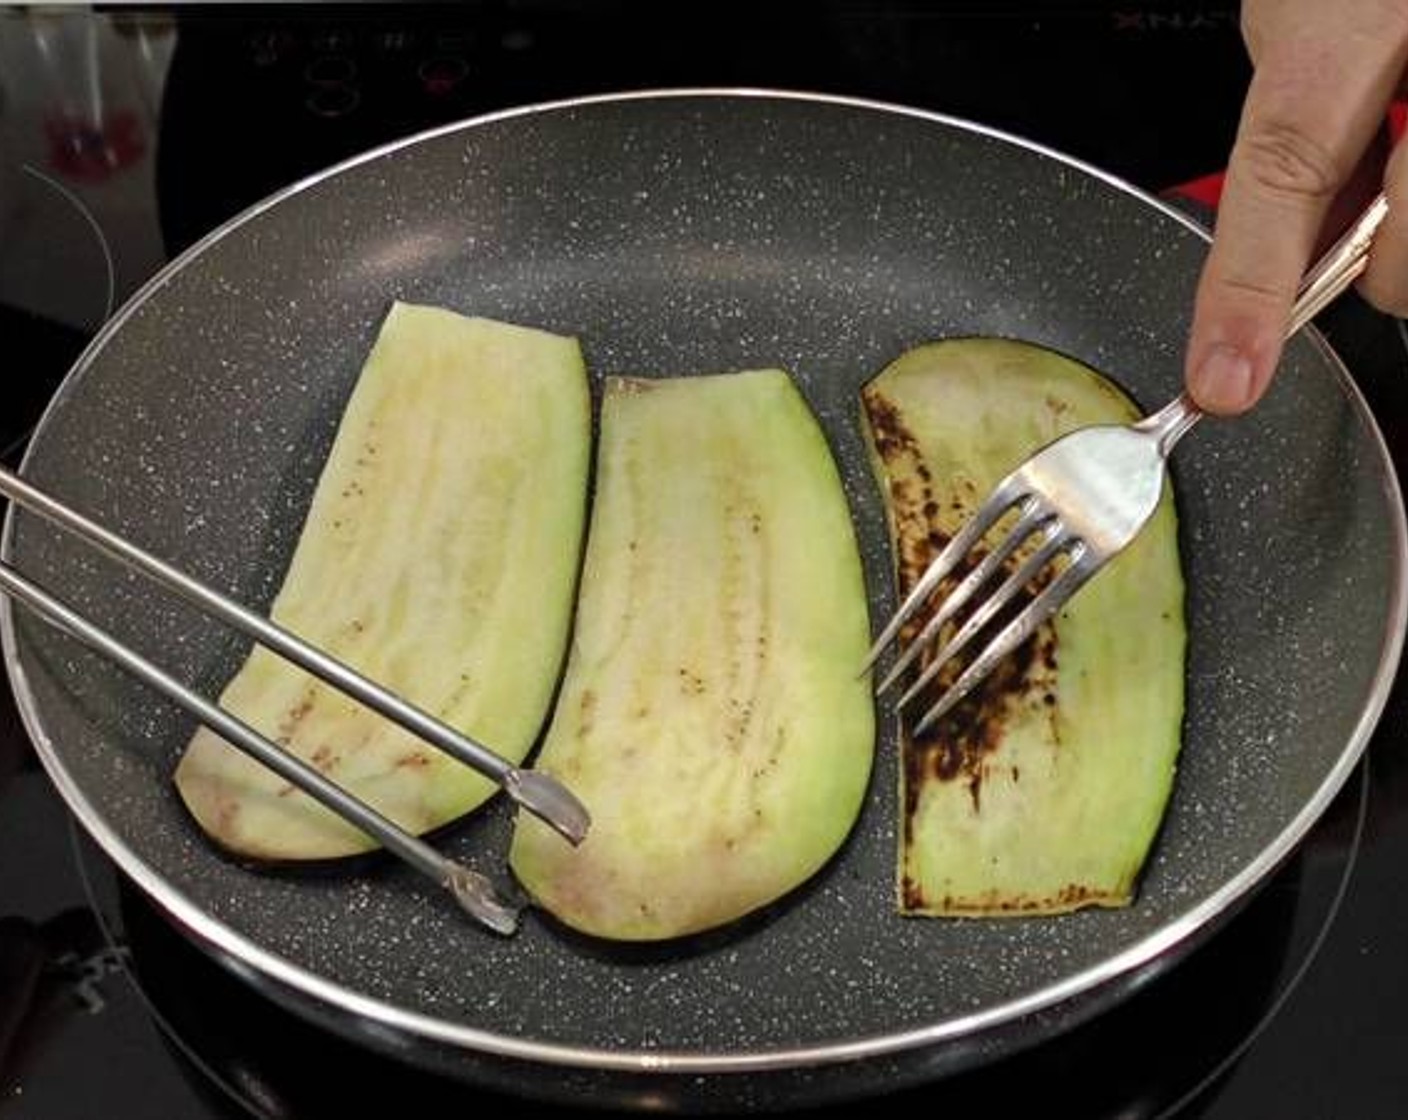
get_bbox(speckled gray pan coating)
[3,92,1405,1110]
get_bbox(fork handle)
[1290,192,1388,333]
[1136,392,1202,456]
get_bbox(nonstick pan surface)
[4,91,1404,1111]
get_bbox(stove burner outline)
[2,165,116,465]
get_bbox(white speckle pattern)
[2,92,1401,1107]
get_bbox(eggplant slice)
[510,369,875,941]
[174,302,591,861]
[861,337,1187,916]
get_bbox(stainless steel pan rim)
[4,86,1405,1079]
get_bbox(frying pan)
[3,90,1404,1111]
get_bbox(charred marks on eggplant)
[276,685,318,743]
[862,387,982,590]
[577,687,598,736]
[864,385,1062,890]
[901,879,1109,915]
[896,560,1059,836]
[678,666,708,696]
[716,482,768,755]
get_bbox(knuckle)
[1200,246,1297,308]
[1237,119,1344,203]
[1211,272,1291,306]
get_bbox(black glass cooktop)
[4,4,1408,1118]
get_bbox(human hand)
[1185,0,1408,415]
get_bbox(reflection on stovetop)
[5,4,1408,1118]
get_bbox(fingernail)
[1191,343,1255,414]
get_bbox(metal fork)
[862,192,1390,735]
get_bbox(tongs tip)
[504,767,592,846]
[445,864,523,935]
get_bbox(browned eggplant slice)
[861,337,1186,916]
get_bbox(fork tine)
[859,476,1026,677]
[895,519,1066,711]
[911,551,1097,735]
[876,497,1047,696]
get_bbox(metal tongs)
[0,465,591,935]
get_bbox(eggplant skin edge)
[860,336,1187,918]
